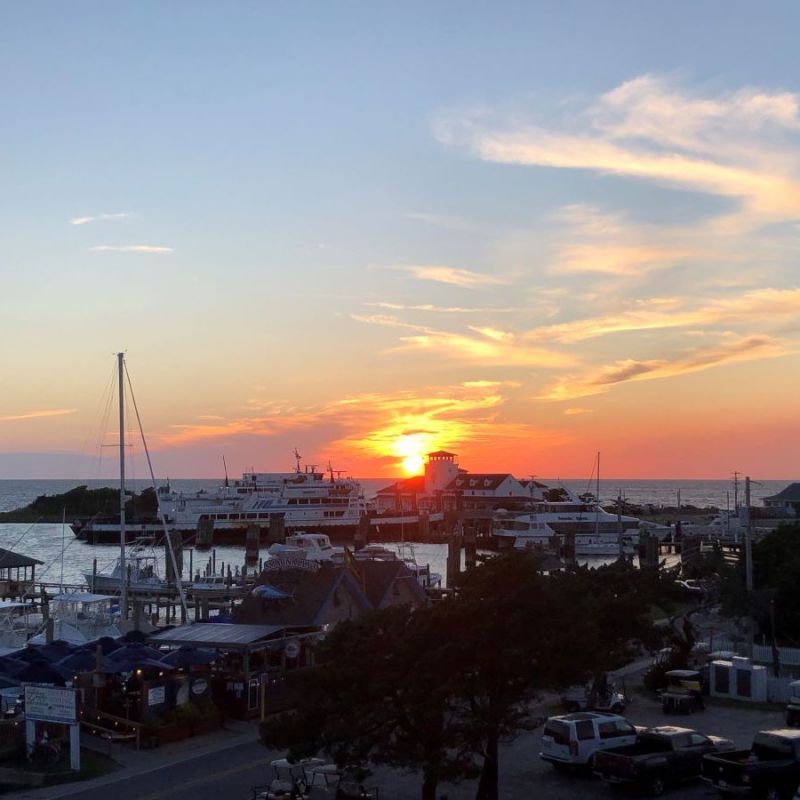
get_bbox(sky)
[2,1,800,480]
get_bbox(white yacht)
[348,543,442,589]
[493,500,648,556]
[84,552,169,594]
[266,532,344,563]
[28,593,122,645]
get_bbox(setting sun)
[394,433,433,476]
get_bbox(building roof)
[448,473,516,492]
[236,565,372,627]
[0,548,43,569]
[375,476,426,495]
[764,483,800,502]
[356,559,428,608]
[427,450,456,458]
[149,622,289,651]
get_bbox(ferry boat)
[72,457,368,545]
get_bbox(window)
[598,721,620,739]
[543,721,570,746]
[574,720,594,741]
[689,733,709,747]
[613,720,636,736]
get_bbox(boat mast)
[594,451,600,537]
[118,352,128,620]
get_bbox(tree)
[262,555,672,800]
[261,603,475,800]
[445,553,590,800]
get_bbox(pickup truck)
[594,726,734,796]
[702,729,800,799]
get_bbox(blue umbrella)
[16,659,66,686]
[55,650,109,674]
[36,640,77,662]
[111,643,164,661]
[104,654,171,674]
[0,657,28,678]
[79,636,122,655]
[160,646,219,668]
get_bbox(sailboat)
[82,354,188,617]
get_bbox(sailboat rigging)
[86,353,188,620]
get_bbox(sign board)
[263,557,320,573]
[191,678,208,696]
[24,685,78,725]
[148,686,166,706]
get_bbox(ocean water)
[0,477,788,589]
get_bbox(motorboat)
[266,532,344,563]
[347,542,442,589]
[27,592,122,645]
[84,552,170,594]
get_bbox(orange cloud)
[540,335,786,400]
[0,409,76,422]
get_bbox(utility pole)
[744,476,753,658]
[733,471,741,511]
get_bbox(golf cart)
[305,764,380,799]
[251,757,327,799]
[562,679,629,713]
[661,669,705,714]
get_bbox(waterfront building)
[762,483,800,517]
[375,450,545,515]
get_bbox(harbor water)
[0,478,788,589]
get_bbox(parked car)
[702,729,800,799]
[540,711,638,770]
[593,725,734,796]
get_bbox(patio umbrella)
[0,657,28,678]
[160,646,219,668]
[16,659,66,686]
[55,650,109,674]
[104,654,172,674]
[118,630,150,644]
[111,643,164,661]
[36,640,77,662]
[79,636,122,655]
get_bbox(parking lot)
[369,692,787,799]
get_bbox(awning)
[148,623,291,652]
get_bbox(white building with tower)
[375,450,544,514]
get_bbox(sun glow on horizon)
[394,432,435,476]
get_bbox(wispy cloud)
[90,245,173,254]
[548,204,698,275]
[366,301,520,314]
[530,287,800,343]
[435,74,800,226]
[564,407,593,416]
[540,335,786,401]
[70,212,131,226]
[403,211,474,232]
[400,264,504,289]
[0,409,76,422]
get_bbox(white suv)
[540,711,638,769]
